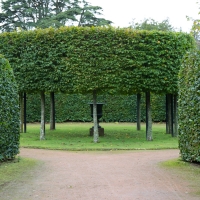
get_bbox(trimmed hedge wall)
[0,27,195,95]
[0,55,19,162]
[179,50,200,162]
[25,93,166,123]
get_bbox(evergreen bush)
[0,54,19,162]
[179,50,200,162]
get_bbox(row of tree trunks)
[137,93,178,140]
[40,92,56,140]
[19,92,56,139]
[166,94,178,137]
[19,92,177,141]
[136,92,153,140]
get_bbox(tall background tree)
[186,1,200,48]
[0,0,112,32]
[129,18,175,31]
[187,18,200,48]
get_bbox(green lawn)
[160,159,200,196]
[20,122,178,150]
[0,157,39,190]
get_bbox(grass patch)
[20,122,178,150]
[160,159,200,196]
[0,157,39,190]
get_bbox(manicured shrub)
[0,27,195,95]
[0,55,19,162]
[179,50,200,162]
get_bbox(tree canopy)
[0,0,112,32]
[0,27,195,95]
[185,1,200,47]
[129,18,175,31]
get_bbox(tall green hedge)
[0,27,195,95]
[179,50,200,162]
[0,55,19,162]
[25,93,166,123]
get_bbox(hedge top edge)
[0,26,196,94]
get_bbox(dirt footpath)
[0,149,198,200]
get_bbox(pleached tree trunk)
[173,94,178,137]
[93,90,99,143]
[146,92,153,141]
[166,94,173,135]
[24,92,27,133]
[40,91,45,140]
[19,92,24,133]
[50,92,56,130]
[137,93,141,131]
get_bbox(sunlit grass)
[20,122,178,150]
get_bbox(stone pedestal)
[89,127,104,136]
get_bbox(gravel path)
[0,149,198,200]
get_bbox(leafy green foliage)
[0,0,112,31]
[130,18,175,31]
[25,93,165,123]
[64,28,194,95]
[187,1,200,46]
[178,50,200,163]
[0,27,194,95]
[0,55,20,162]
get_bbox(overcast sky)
[88,0,199,32]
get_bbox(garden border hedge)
[0,54,19,161]
[178,50,200,162]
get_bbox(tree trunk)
[173,94,178,137]
[166,94,171,134]
[166,94,169,134]
[93,90,99,143]
[40,91,45,140]
[50,92,56,130]
[170,94,174,136]
[19,92,24,133]
[78,9,85,26]
[24,92,27,133]
[137,93,141,130]
[166,94,173,135]
[146,92,153,141]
